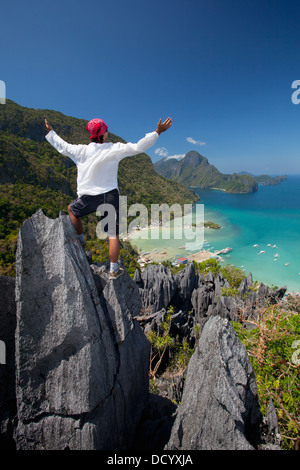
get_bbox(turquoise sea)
[130,175,300,293]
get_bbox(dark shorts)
[69,188,119,237]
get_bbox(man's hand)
[156,117,172,135]
[45,119,53,132]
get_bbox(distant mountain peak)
[154,149,258,193]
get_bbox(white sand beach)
[187,250,218,263]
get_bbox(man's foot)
[109,267,124,280]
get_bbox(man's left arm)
[113,117,173,161]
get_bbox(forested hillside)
[0,100,199,275]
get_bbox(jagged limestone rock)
[139,264,176,314]
[90,263,141,344]
[239,272,253,297]
[0,276,17,448]
[15,210,149,450]
[166,316,262,450]
[172,262,197,311]
[258,399,282,450]
[136,262,286,335]
[191,283,214,327]
[132,394,177,451]
[90,263,149,439]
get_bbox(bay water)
[130,175,300,293]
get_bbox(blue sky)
[1,0,300,174]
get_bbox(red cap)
[86,118,108,140]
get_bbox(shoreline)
[146,249,216,264]
[187,250,219,263]
[124,185,300,294]
[132,244,300,296]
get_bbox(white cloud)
[186,137,206,146]
[165,154,185,161]
[155,147,168,157]
[154,147,185,162]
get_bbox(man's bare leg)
[109,236,119,263]
[68,204,83,235]
[108,236,124,279]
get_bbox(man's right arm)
[44,119,85,163]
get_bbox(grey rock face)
[191,271,242,329]
[258,399,282,450]
[137,262,198,316]
[239,272,254,297]
[132,394,177,451]
[90,263,149,442]
[91,263,141,343]
[138,308,169,337]
[166,316,262,450]
[191,283,214,327]
[138,264,176,314]
[172,262,197,311]
[0,276,17,448]
[15,210,149,450]
[137,263,286,334]
[9,209,286,451]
